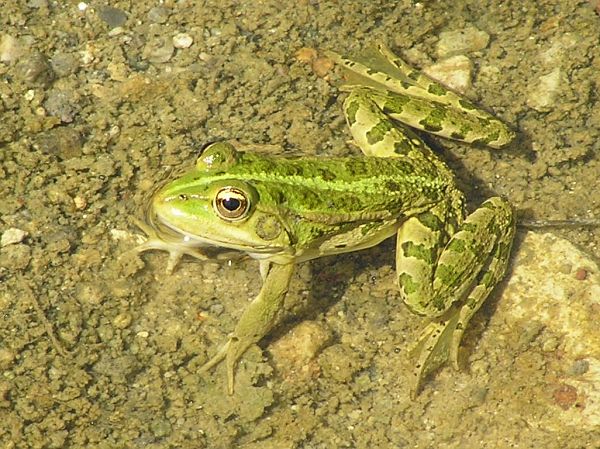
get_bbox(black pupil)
[222,197,241,211]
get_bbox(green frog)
[134,43,516,397]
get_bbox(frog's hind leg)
[329,44,515,149]
[446,198,515,365]
[399,196,515,397]
[328,43,467,111]
[342,88,429,158]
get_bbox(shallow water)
[1,1,600,447]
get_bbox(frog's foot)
[409,309,461,399]
[197,335,254,395]
[128,217,208,274]
[132,237,208,275]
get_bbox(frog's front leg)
[399,196,515,397]
[198,260,295,394]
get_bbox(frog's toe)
[198,339,230,376]
[198,336,250,395]
[410,312,460,397]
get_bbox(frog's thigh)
[343,89,425,158]
[432,196,514,317]
[398,197,514,317]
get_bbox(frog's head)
[150,142,292,257]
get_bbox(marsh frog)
[135,43,516,396]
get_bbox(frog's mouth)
[143,203,209,247]
[134,206,251,268]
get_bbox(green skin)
[135,43,516,397]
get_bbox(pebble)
[423,55,473,93]
[295,47,318,63]
[269,321,331,368]
[15,51,55,86]
[143,37,174,63]
[113,312,133,329]
[527,68,562,112]
[312,56,334,78]
[436,26,490,58]
[32,127,83,159]
[0,348,16,370]
[172,33,193,49]
[51,52,79,77]
[97,6,128,29]
[0,244,31,270]
[73,195,87,210]
[44,88,81,123]
[567,359,590,376]
[1,228,28,247]
[148,6,170,24]
[0,34,22,64]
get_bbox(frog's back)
[228,152,452,222]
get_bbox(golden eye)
[213,187,250,221]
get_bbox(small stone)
[148,6,170,24]
[437,26,490,58]
[76,282,106,306]
[0,244,32,270]
[269,320,331,371]
[113,313,132,329]
[15,51,55,86]
[423,55,473,93]
[0,348,16,370]
[541,336,559,352]
[172,33,193,49]
[107,61,128,81]
[44,88,81,123]
[51,53,79,77]
[79,46,95,65]
[143,37,174,63]
[527,68,562,112]
[32,127,83,159]
[312,56,334,78]
[107,27,125,37]
[97,6,128,29]
[568,359,590,376]
[1,228,27,247]
[73,195,87,210]
[0,34,22,64]
[552,384,578,410]
[295,47,318,63]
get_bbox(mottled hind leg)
[398,197,515,396]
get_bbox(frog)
[134,43,516,397]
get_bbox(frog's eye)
[213,187,250,221]
[197,142,239,172]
